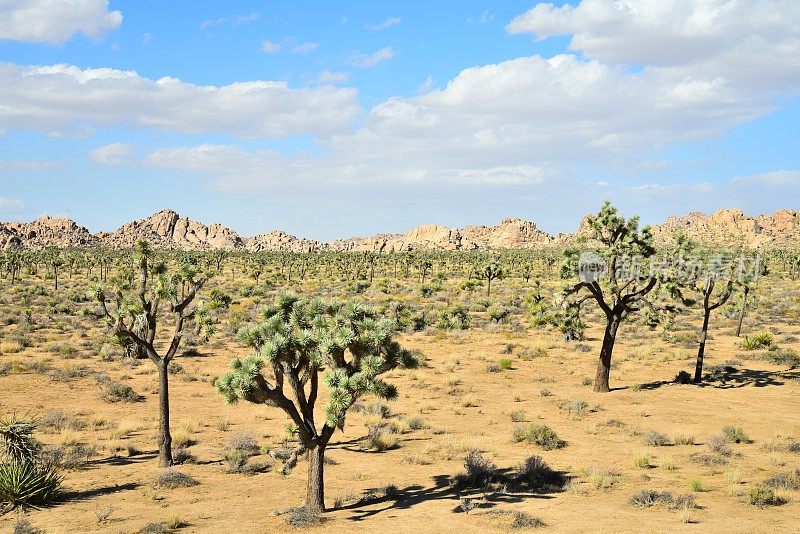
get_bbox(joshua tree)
[735,271,754,337]
[563,202,657,392]
[665,238,735,383]
[94,240,209,467]
[417,258,432,285]
[216,294,416,512]
[478,260,503,297]
[45,249,63,291]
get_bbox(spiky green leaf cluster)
[215,355,265,404]
[0,416,40,464]
[218,293,414,435]
[0,460,62,508]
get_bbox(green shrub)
[629,489,673,508]
[95,376,142,403]
[742,331,773,350]
[722,426,752,444]
[285,506,325,527]
[487,304,509,323]
[764,469,800,491]
[156,469,200,489]
[515,455,567,492]
[748,485,784,507]
[761,349,800,368]
[0,460,62,509]
[513,424,565,450]
[643,430,671,447]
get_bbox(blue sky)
[1,0,798,239]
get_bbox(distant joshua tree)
[478,260,503,297]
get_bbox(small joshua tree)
[216,294,416,512]
[478,260,503,297]
[664,236,734,383]
[563,202,657,392]
[94,240,210,467]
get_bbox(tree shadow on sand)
[636,367,799,390]
[59,482,140,503]
[336,456,570,522]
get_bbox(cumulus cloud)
[365,17,401,31]
[139,0,800,199]
[507,0,800,75]
[0,0,122,44]
[350,47,396,67]
[90,142,135,165]
[0,62,361,138]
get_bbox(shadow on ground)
[337,464,569,522]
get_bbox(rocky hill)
[330,218,553,252]
[651,209,800,248]
[0,215,98,250]
[0,208,797,252]
[97,210,244,250]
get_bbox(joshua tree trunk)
[486,277,492,297]
[694,308,711,383]
[157,360,173,467]
[735,286,749,337]
[594,315,620,392]
[306,444,325,512]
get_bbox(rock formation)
[0,208,797,252]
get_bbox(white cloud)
[0,62,361,138]
[90,142,135,166]
[0,160,58,171]
[233,12,260,26]
[261,40,281,53]
[290,41,319,55]
[480,10,494,23]
[141,32,153,45]
[144,144,555,187]
[318,70,349,83]
[0,196,24,210]
[365,17,401,31]
[417,75,434,94]
[350,47,396,67]
[0,0,122,44]
[507,0,800,75]
[201,12,259,31]
[731,170,800,188]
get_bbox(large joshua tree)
[94,240,209,467]
[215,294,416,512]
[564,202,658,392]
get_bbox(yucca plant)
[0,460,62,509]
[0,415,62,513]
[0,416,41,465]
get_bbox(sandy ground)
[1,272,799,533]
